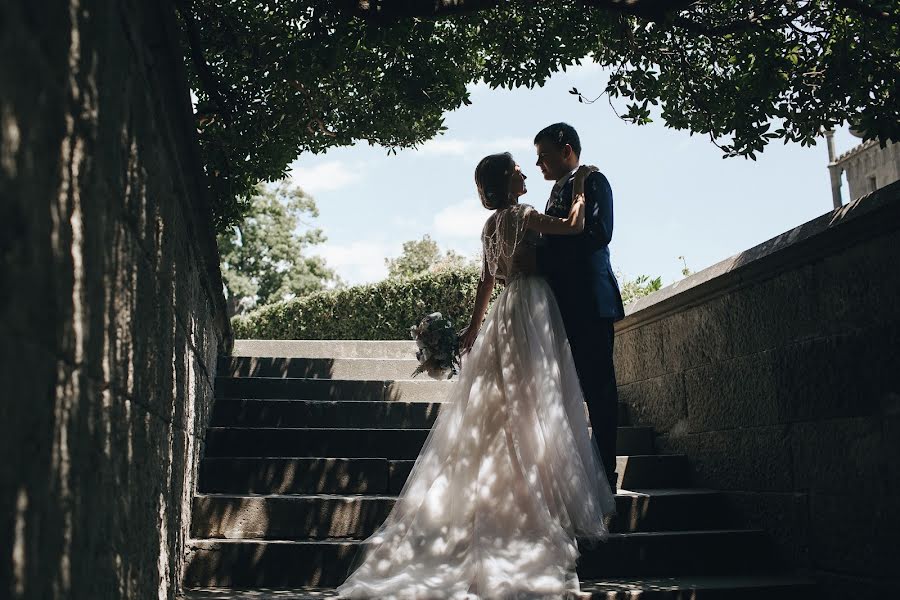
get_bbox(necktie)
[546,181,563,213]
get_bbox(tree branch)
[290,82,338,138]
[669,4,814,37]
[345,0,699,22]
[175,0,231,118]
[579,0,699,20]
[833,0,900,23]
[345,0,898,33]
[344,0,501,22]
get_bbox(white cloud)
[289,161,363,193]
[310,240,397,285]
[416,138,470,156]
[479,136,536,159]
[433,198,488,239]
[415,136,535,160]
[390,215,424,228]
[312,204,487,285]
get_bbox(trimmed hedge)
[232,267,500,340]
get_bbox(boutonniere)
[548,195,570,213]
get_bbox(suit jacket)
[539,170,625,322]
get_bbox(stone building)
[828,133,900,206]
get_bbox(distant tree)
[429,249,477,274]
[218,182,340,316]
[619,274,663,306]
[385,236,441,279]
[385,235,475,278]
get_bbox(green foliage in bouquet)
[409,313,461,380]
[232,265,500,340]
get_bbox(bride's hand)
[458,324,479,355]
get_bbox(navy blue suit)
[539,170,624,485]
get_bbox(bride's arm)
[526,197,584,235]
[458,255,495,354]
[524,165,596,236]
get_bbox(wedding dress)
[337,203,616,599]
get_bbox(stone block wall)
[0,1,229,599]
[615,182,900,598]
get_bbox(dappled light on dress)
[338,204,615,599]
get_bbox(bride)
[337,153,617,599]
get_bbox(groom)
[535,122,625,493]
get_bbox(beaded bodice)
[481,203,539,282]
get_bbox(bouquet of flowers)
[409,312,461,380]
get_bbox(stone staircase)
[182,340,816,599]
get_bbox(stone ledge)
[617,181,900,335]
[231,340,418,359]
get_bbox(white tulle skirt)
[337,276,616,599]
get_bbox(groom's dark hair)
[534,123,581,158]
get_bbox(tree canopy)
[178,0,899,231]
[218,181,340,315]
[385,235,474,279]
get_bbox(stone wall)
[0,1,229,599]
[615,181,900,598]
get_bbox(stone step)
[215,376,450,402]
[180,575,818,599]
[231,339,418,359]
[210,399,441,429]
[210,399,632,428]
[183,530,776,587]
[617,454,691,490]
[198,454,690,495]
[220,356,422,381]
[579,575,817,599]
[199,457,410,496]
[202,426,655,459]
[191,489,735,540]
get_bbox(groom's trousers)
[564,315,619,488]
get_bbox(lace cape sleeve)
[480,203,534,281]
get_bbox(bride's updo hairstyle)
[475,152,515,210]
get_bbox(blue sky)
[286,62,858,287]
